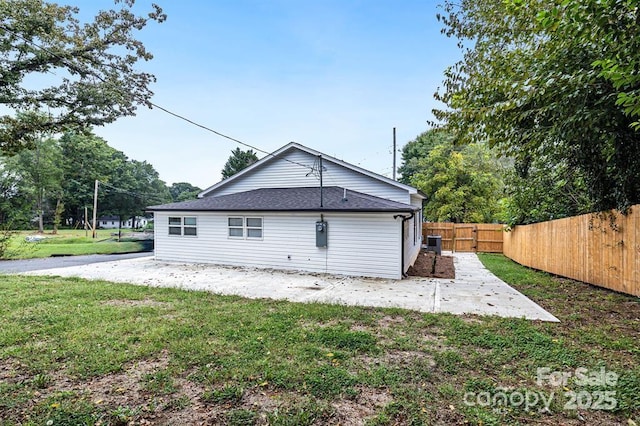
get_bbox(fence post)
[473,225,478,252]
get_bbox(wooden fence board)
[503,205,640,297]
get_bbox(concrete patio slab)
[21,252,559,322]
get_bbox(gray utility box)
[424,235,442,256]
[315,221,328,248]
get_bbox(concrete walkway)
[21,252,559,322]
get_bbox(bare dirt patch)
[358,349,436,369]
[45,350,172,406]
[102,298,170,308]
[331,386,393,426]
[0,358,31,386]
[377,315,406,329]
[407,250,455,279]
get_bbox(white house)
[98,215,149,229]
[147,143,424,279]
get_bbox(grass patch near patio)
[2,229,147,259]
[1,258,638,425]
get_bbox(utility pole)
[393,127,397,181]
[84,206,88,237]
[92,180,98,239]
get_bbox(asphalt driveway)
[0,252,152,273]
[18,252,559,322]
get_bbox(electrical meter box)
[315,221,328,247]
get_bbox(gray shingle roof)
[147,187,418,213]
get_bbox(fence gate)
[453,224,477,252]
[422,223,504,253]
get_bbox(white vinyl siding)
[154,211,402,279]
[403,212,421,272]
[207,150,410,204]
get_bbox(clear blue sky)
[78,0,461,189]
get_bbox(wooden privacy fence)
[423,222,505,253]
[503,205,640,297]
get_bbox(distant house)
[98,215,149,229]
[147,142,424,279]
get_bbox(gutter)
[146,208,416,213]
[394,211,415,278]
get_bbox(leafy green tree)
[12,137,64,232]
[538,1,640,129]
[101,158,170,228]
[408,138,506,223]
[397,130,451,185]
[434,0,640,217]
[0,0,166,153]
[222,148,258,180]
[169,182,202,202]
[0,159,33,227]
[59,132,120,225]
[504,154,593,225]
[58,132,170,228]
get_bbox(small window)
[184,217,197,236]
[168,216,197,236]
[228,217,244,238]
[228,217,263,240]
[246,217,263,239]
[169,217,182,235]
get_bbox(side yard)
[1,229,151,260]
[0,255,638,425]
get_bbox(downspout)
[394,211,415,278]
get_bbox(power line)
[0,23,314,172]
[98,180,167,203]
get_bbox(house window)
[246,217,263,238]
[228,217,263,240]
[228,217,244,237]
[169,216,197,236]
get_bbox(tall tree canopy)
[0,0,166,153]
[400,130,506,223]
[222,148,258,180]
[10,137,63,232]
[169,182,202,202]
[0,131,170,229]
[397,130,449,185]
[59,132,170,225]
[434,0,640,217]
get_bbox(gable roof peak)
[198,142,420,198]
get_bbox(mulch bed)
[407,250,455,279]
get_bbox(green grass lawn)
[2,229,148,259]
[0,255,638,425]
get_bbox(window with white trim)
[228,217,244,238]
[246,217,263,239]
[228,217,263,240]
[168,216,197,236]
